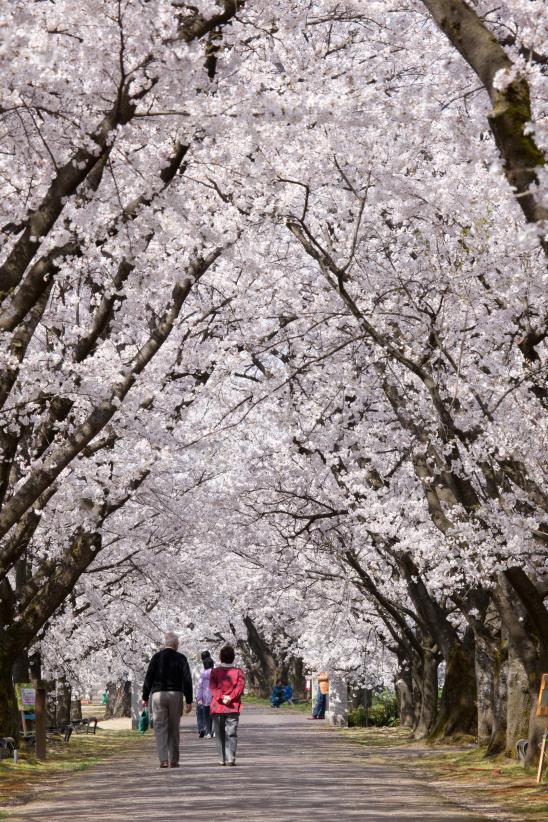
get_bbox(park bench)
[14,718,96,751]
[516,738,528,763]
[69,717,98,735]
[19,723,74,747]
[0,737,15,758]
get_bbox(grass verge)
[341,725,548,821]
[0,728,145,813]
[244,694,312,715]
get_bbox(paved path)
[10,706,488,821]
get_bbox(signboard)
[15,683,36,711]
[537,674,548,718]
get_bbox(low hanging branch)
[420,0,547,236]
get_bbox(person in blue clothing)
[270,679,284,708]
[283,683,293,705]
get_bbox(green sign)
[15,683,36,711]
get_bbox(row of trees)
[0,0,546,766]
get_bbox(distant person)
[142,632,193,768]
[209,644,245,766]
[271,679,284,708]
[283,683,294,705]
[196,650,214,738]
[308,672,329,720]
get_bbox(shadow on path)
[9,706,488,821]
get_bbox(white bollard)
[326,674,348,727]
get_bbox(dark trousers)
[197,703,213,735]
[313,692,326,719]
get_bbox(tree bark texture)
[430,637,477,739]
[104,679,131,719]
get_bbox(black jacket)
[142,648,193,703]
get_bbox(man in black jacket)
[142,632,193,768]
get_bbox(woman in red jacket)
[209,644,245,766]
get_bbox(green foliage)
[348,689,399,727]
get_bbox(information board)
[15,683,36,711]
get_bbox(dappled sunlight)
[9,708,488,821]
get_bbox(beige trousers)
[151,691,183,763]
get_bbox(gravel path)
[9,706,489,821]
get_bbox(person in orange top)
[308,672,329,720]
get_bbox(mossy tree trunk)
[414,645,439,739]
[430,637,477,739]
[420,0,547,236]
[395,666,415,729]
[505,637,531,756]
[486,632,508,756]
[496,571,548,766]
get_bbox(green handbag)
[138,708,150,734]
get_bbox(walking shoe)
[218,760,226,766]
[198,731,205,738]
[227,761,236,767]
[205,733,212,738]
[169,762,180,768]
[160,761,169,768]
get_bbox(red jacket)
[209,665,245,714]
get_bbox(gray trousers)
[212,713,239,764]
[151,691,183,763]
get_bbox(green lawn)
[0,728,145,813]
[244,694,312,714]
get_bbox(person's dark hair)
[220,644,235,664]
[275,679,282,685]
[204,656,214,670]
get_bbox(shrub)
[348,689,399,727]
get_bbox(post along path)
[9,705,492,821]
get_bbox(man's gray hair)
[164,631,179,649]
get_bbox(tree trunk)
[243,616,277,698]
[71,699,82,721]
[414,648,439,739]
[11,651,29,684]
[395,672,415,729]
[45,679,57,727]
[495,573,548,765]
[474,633,495,747]
[430,637,477,739]
[104,679,131,718]
[287,656,306,698]
[0,648,19,738]
[486,632,508,756]
[505,636,531,757]
[56,677,72,727]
